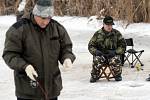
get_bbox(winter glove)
[107,50,116,58]
[95,50,103,56]
[25,65,38,81]
[63,58,73,69]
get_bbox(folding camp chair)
[99,63,115,81]
[124,38,144,68]
[93,56,115,81]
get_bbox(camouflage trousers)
[91,56,122,79]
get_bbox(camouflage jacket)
[88,27,126,56]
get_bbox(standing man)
[2,0,75,100]
[88,16,126,83]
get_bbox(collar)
[30,13,51,32]
[102,27,114,36]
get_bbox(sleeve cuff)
[61,54,76,64]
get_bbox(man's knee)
[109,56,122,75]
[109,56,121,66]
[93,56,105,65]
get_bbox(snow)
[0,15,150,100]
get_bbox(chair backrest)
[125,38,134,46]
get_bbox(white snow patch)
[0,15,150,100]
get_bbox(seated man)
[88,16,126,83]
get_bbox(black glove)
[106,50,116,58]
[95,50,103,56]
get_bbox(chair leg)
[131,53,134,67]
[100,67,108,80]
[133,53,144,66]
[108,65,115,78]
[99,65,115,81]
[124,53,132,67]
[124,52,144,68]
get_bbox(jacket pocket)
[53,70,63,92]
[14,71,37,95]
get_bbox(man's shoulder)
[112,28,121,34]
[51,19,65,29]
[94,29,104,36]
[50,19,67,37]
[12,18,29,30]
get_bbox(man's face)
[103,23,113,32]
[34,16,50,28]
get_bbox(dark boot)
[90,77,97,83]
[90,66,101,83]
[115,74,122,81]
[146,74,150,81]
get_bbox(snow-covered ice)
[0,15,150,100]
